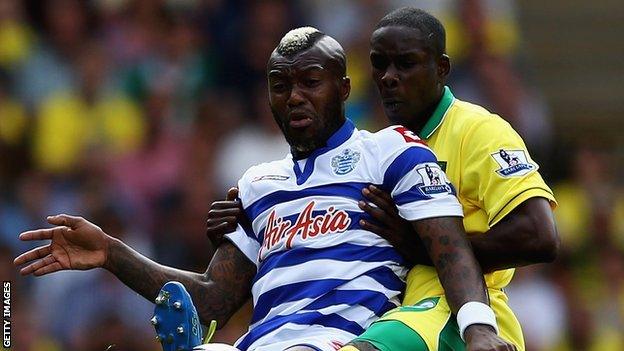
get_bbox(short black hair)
[375,7,446,56]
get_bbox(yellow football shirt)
[403,86,557,304]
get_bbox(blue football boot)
[151,281,203,351]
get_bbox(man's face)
[268,45,348,155]
[370,26,447,127]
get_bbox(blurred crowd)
[0,0,622,350]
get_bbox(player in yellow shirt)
[342,7,559,351]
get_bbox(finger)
[207,221,236,234]
[207,216,238,226]
[369,185,393,203]
[206,222,237,241]
[19,227,57,241]
[33,261,64,276]
[358,200,390,221]
[19,255,57,275]
[225,187,239,201]
[207,225,237,236]
[359,219,387,236]
[363,187,397,214]
[210,201,241,210]
[207,208,242,219]
[13,244,52,266]
[47,214,82,229]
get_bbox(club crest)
[331,149,361,175]
[491,149,536,177]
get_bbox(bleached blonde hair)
[276,26,325,56]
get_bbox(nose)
[381,64,399,90]
[287,85,305,107]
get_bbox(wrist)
[464,324,497,342]
[457,301,498,341]
[102,236,121,272]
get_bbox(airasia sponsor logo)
[260,201,351,257]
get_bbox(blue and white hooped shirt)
[225,119,462,351]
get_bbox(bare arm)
[359,186,559,272]
[105,238,255,326]
[469,197,559,272]
[412,216,488,312]
[14,214,256,326]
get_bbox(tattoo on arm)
[105,239,256,325]
[412,217,489,313]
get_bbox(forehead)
[370,26,431,55]
[268,45,334,75]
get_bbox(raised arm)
[14,214,256,326]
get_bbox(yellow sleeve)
[462,116,557,226]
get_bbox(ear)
[341,76,351,101]
[438,54,450,79]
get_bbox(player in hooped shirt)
[14,27,513,351]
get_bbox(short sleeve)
[376,126,463,222]
[462,117,557,226]
[224,224,261,267]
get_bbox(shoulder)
[237,157,291,198]
[450,99,518,138]
[372,125,433,157]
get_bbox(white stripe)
[224,225,261,267]
[336,270,408,294]
[251,273,406,329]
[300,303,379,328]
[252,258,403,304]
[244,324,355,351]
[249,298,314,329]
[398,196,464,221]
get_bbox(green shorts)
[351,297,464,351]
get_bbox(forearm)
[470,225,537,273]
[104,238,253,325]
[470,197,558,273]
[415,217,489,313]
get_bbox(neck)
[405,88,444,133]
[291,147,314,160]
[290,116,347,160]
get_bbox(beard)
[271,95,344,158]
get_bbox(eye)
[396,58,417,70]
[305,78,321,87]
[271,82,287,92]
[370,55,389,70]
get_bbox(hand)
[14,214,111,276]
[465,324,517,351]
[206,187,247,247]
[358,185,429,265]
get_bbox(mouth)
[382,98,403,112]
[288,112,314,129]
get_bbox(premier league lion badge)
[331,149,361,175]
[415,164,453,196]
[491,149,536,177]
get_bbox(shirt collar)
[291,118,356,185]
[418,86,455,139]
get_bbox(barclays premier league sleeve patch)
[415,164,454,197]
[491,149,536,177]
